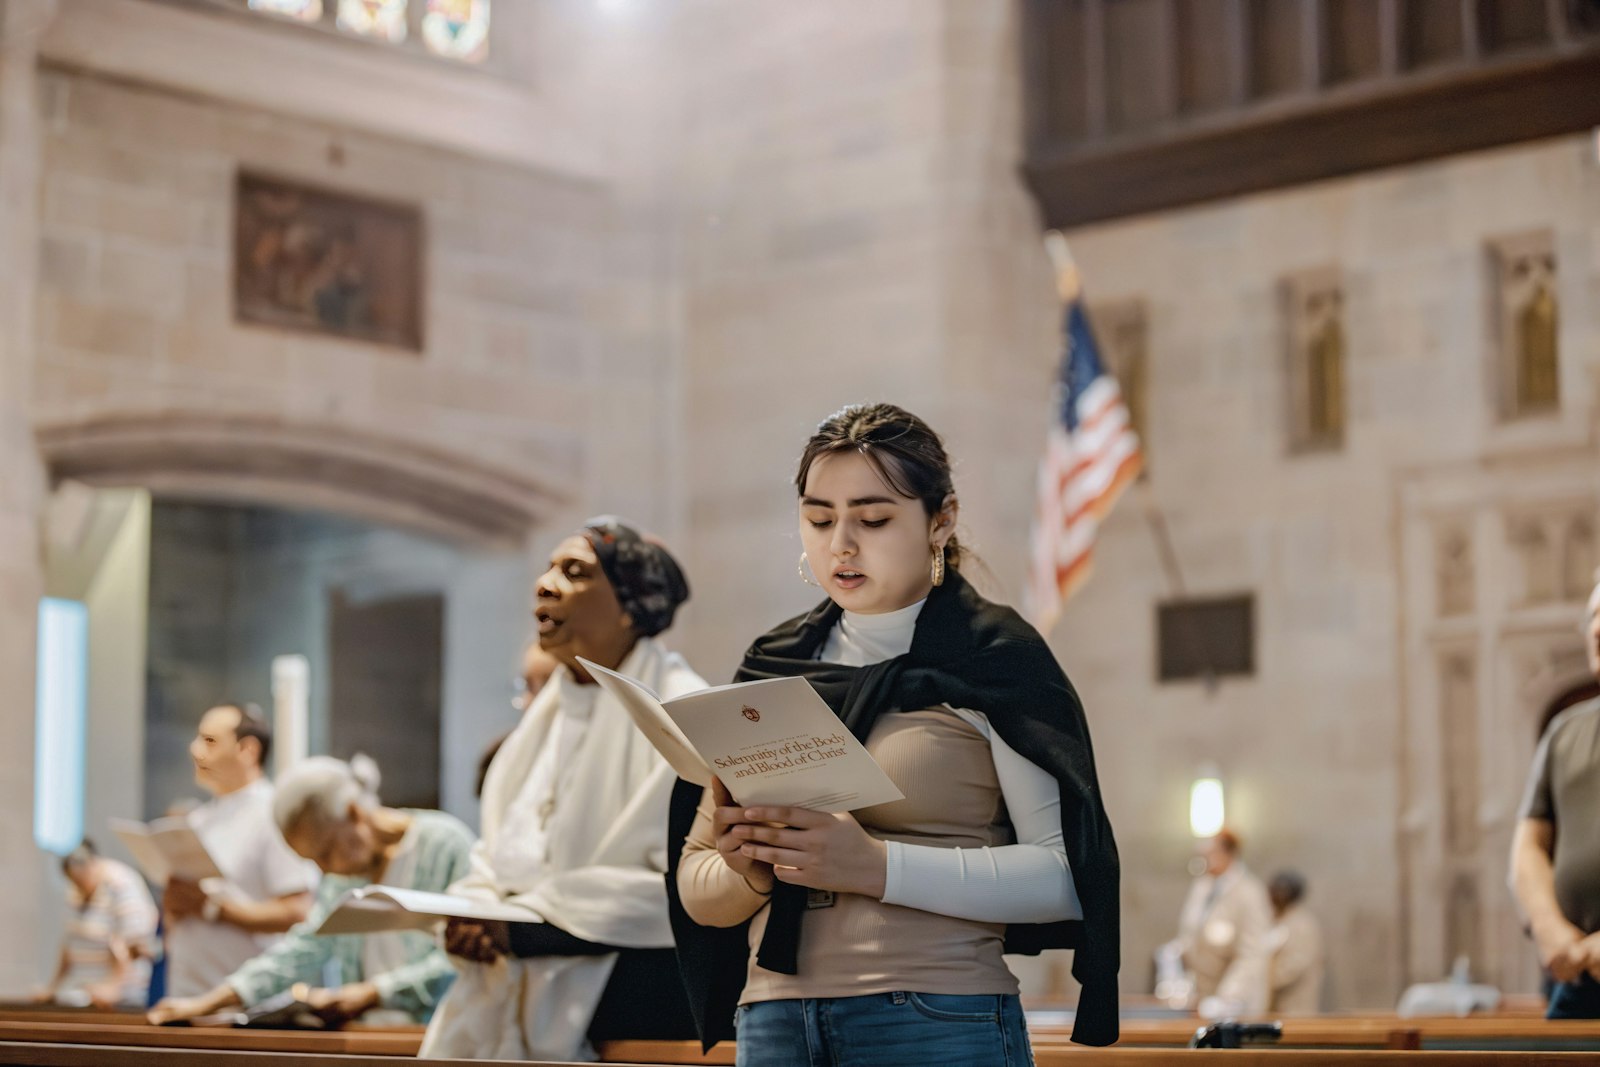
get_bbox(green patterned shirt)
[225,809,474,1022]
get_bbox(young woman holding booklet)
[669,403,1121,1067]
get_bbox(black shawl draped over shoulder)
[665,570,1120,1048]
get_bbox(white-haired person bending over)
[149,755,473,1026]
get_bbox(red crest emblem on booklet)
[741,705,761,723]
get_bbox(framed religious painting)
[234,171,424,351]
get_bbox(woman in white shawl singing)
[419,517,705,1060]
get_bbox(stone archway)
[35,409,563,830]
[35,411,566,548]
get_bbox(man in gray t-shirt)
[1512,579,1600,1019]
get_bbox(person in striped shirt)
[35,840,159,1008]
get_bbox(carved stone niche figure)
[1308,293,1345,439]
[1283,268,1345,452]
[1435,525,1474,618]
[1489,232,1559,418]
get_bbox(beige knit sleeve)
[677,784,771,929]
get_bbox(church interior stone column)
[0,0,54,995]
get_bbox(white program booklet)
[314,886,539,936]
[109,816,223,885]
[578,658,904,813]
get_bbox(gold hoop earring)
[930,545,945,587]
[799,553,822,587]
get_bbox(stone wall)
[668,0,1059,683]
[32,66,608,490]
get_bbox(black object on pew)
[235,989,329,1031]
[1190,1021,1284,1049]
[155,990,331,1031]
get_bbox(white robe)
[419,638,706,1061]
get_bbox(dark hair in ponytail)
[795,403,961,569]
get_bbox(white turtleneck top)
[818,598,1082,924]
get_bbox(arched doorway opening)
[34,411,566,854]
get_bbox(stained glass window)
[249,0,324,21]
[242,0,490,63]
[422,0,491,62]
[337,0,408,43]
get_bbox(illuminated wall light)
[1190,776,1225,839]
[34,598,88,854]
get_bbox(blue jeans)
[1548,975,1600,1019]
[734,993,1034,1067]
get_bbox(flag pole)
[1139,482,1187,599]
[1043,230,1081,304]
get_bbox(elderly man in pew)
[33,840,159,1009]
[148,755,473,1027]
[1511,575,1600,1020]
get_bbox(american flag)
[1025,296,1143,634]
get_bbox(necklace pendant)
[805,889,836,910]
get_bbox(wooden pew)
[0,1003,148,1026]
[2,1041,1598,1067]
[1028,1015,1600,1052]
[602,1040,734,1064]
[0,1020,420,1056]
[3,1009,1599,1063]
[0,1023,730,1063]
[0,1011,146,1027]
[1369,1017,1600,1052]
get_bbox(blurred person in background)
[1169,829,1272,1020]
[35,840,158,1009]
[162,703,318,997]
[475,641,561,800]
[1267,869,1325,1015]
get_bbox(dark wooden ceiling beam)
[1023,48,1600,229]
